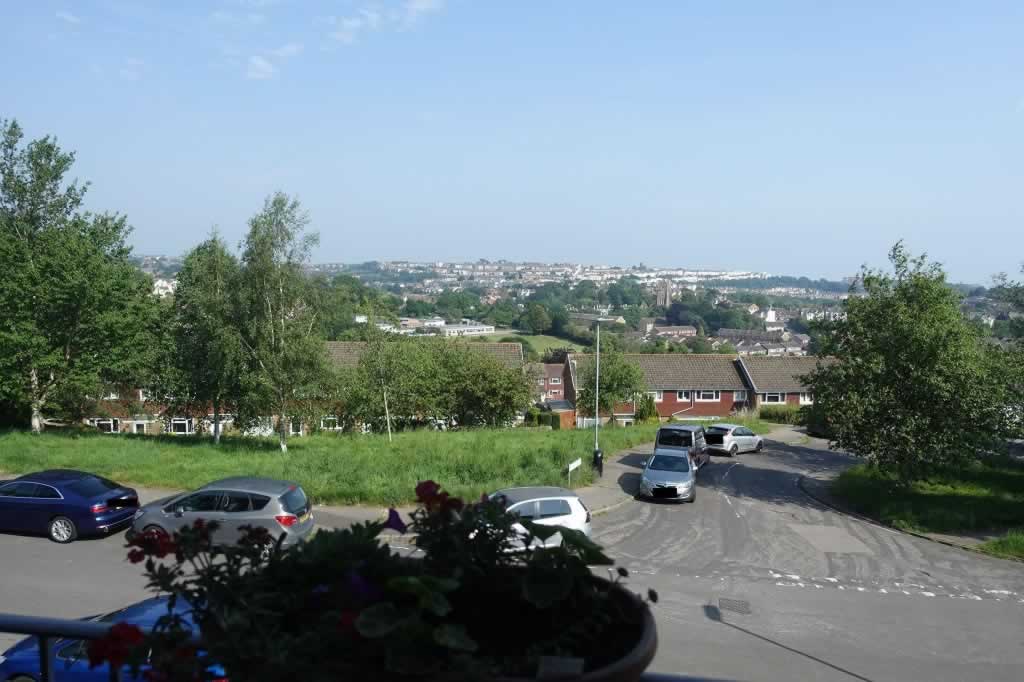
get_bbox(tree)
[685,337,714,354]
[403,299,435,318]
[0,119,160,432]
[234,193,327,452]
[172,234,243,444]
[523,303,552,335]
[575,351,646,418]
[805,243,1020,483]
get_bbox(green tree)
[806,243,1020,483]
[172,234,243,443]
[634,392,659,422]
[523,303,552,335]
[402,299,435,318]
[685,337,714,354]
[575,351,646,418]
[0,119,160,432]
[234,193,328,453]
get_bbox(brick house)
[535,363,567,403]
[736,355,822,408]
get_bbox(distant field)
[479,333,586,354]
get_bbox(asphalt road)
[2,432,1023,681]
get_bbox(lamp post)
[592,322,603,477]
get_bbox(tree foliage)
[575,351,646,417]
[522,303,552,335]
[805,243,1022,482]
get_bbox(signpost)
[567,457,582,487]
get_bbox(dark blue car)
[0,470,139,543]
[0,597,225,682]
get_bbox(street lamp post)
[592,322,603,477]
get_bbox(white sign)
[568,458,582,473]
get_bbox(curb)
[796,475,1024,565]
[588,490,635,517]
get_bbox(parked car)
[653,424,709,469]
[490,486,592,548]
[637,452,696,502]
[706,423,764,456]
[0,596,225,682]
[130,477,315,549]
[0,470,139,543]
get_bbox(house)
[791,333,811,347]
[652,325,697,338]
[764,321,786,333]
[440,322,495,337]
[746,304,759,315]
[761,342,787,356]
[736,356,823,408]
[569,312,627,325]
[527,362,568,403]
[735,343,768,356]
[717,328,791,343]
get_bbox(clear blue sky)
[3,1,1021,282]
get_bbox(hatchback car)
[706,423,764,456]
[0,470,139,543]
[0,596,225,682]
[653,424,709,469]
[490,486,591,548]
[638,452,696,502]
[131,477,315,548]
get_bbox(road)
[2,432,1023,680]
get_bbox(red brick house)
[735,355,822,408]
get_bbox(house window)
[170,417,194,434]
[321,416,339,430]
[89,418,120,433]
[695,390,721,402]
[290,417,303,436]
[133,422,146,434]
[799,392,814,405]
[537,379,546,387]
[676,391,690,401]
[733,390,748,401]
[648,391,663,402]
[548,389,561,397]
[762,393,784,404]
[137,389,150,402]
[103,392,120,400]
[550,377,561,385]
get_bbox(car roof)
[658,424,704,432]
[16,469,95,483]
[200,477,296,495]
[708,423,740,430]
[492,486,577,505]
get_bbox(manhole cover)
[718,598,751,615]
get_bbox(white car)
[491,486,592,548]
[705,423,764,456]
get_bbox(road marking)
[723,462,739,480]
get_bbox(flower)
[127,548,146,564]
[415,480,442,504]
[384,508,407,534]
[87,622,145,669]
[442,496,464,513]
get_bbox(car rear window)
[538,499,572,519]
[657,430,693,447]
[707,427,730,434]
[280,486,308,515]
[67,476,120,498]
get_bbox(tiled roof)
[324,341,525,370]
[738,355,824,392]
[568,353,747,391]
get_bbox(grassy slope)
[480,333,585,354]
[832,457,1024,559]
[0,426,659,506]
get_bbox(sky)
[2,1,1022,283]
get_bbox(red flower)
[127,548,146,564]
[338,610,360,634]
[87,622,146,669]
[192,519,205,530]
[442,496,464,513]
[415,480,442,504]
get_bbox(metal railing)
[0,612,123,682]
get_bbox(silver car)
[130,477,315,549]
[706,423,764,456]
[638,452,696,502]
[491,486,592,548]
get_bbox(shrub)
[758,405,802,424]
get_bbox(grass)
[675,416,777,436]
[0,425,660,507]
[479,333,586,354]
[832,457,1024,559]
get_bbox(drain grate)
[718,598,751,615]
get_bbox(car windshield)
[657,430,693,448]
[648,455,690,473]
[707,427,731,435]
[66,476,120,497]
[280,486,309,515]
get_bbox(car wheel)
[756,441,763,453]
[48,516,78,543]
[143,524,169,538]
[729,445,738,457]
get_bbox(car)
[705,423,764,456]
[0,470,139,543]
[0,596,225,682]
[130,477,315,549]
[637,452,696,502]
[490,486,592,548]
[653,424,709,470]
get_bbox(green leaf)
[522,561,573,608]
[560,527,614,565]
[355,602,403,638]
[521,520,560,542]
[433,624,478,652]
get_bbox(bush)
[800,403,832,437]
[524,407,541,426]
[758,405,801,424]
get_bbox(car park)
[490,486,591,548]
[653,424,709,469]
[130,476,315,548]
[0,470,139,543]
[637,452,696,502]
[705,423,763,456]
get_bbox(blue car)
[0,597,224,682]
[0,470,139,543]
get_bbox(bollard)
[592,448,604,478]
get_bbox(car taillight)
[90,503,108,514]
[274,515,298,528]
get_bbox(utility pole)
[593,322,603,477]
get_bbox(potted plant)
[90,481,658,681]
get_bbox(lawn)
[832,457,1024,559]
[479,333,586,354]
[0,425,659,506]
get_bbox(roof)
[568,353,747,391]
[544,399,575,412]
[492,486,578,504]
[201,477,296,495]
[738,356,824,392]
[325,340,525,370]
[543,363,564,378]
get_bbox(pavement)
[4,427,1024,680]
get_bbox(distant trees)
[665,291,759,335]
[575,351,645,418]
[523,303,553,335]
[806,243,1022,483]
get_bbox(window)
[290,417,303,436]
[695,390,720,402]
[799,392,814,405]
[221,493,252,513]
[548,389,561,397]
[67,476,120,498]
[762,393,784,404]
[676,391,690,401]
[549,377,561,385]
[733,390,748,401]
[103,391,120,400]
[647,455,690,472]
[537,379,546,387]
[321,416,339,430]
[251,494,271,511]
[509,501,538,520]
[648,391,663,402]
[657,430,693,447]
[89,418,120,433]
[0,482,41,498]
[175,492,221,513]
[33,484,62,499]
[133,422,147,434]
[538,499,572,519]
[170,417,194,434]
[280,486,309,515]
[736,427,754,437]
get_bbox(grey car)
[653,424,709,469]
[130,477,315,548]
[705,423,763,456]
[637,452,696,502]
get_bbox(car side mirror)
[642,458,649,467]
